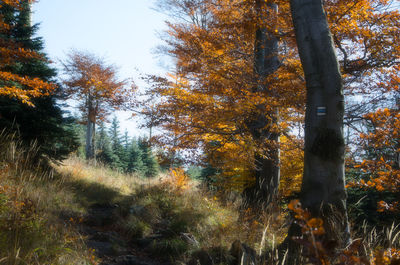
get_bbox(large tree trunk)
[290,0,350,251]
[243,0,281,209]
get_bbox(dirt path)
[79,203,172,265]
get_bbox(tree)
[0,0,55,105]
[242,0,281,208]
[290,0,350,247]
[62,50,133,160]
[127,138,146,175]
[347,67,400,213]
[150,0,303,202]
[96,121,115,165]
[139,138,159,177]
[0,0,78,162]
[150,0,400,212]
[108,116,127,170]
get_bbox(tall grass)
[2,130,397,264]
[0,132,94,265]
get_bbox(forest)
[0,0,399,264]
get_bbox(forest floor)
[0,155,283,265]
[1,138,400,264]
[57,157,288,265]
[50,157,281,265]
[56,158,174,265]
[1,145,283,264]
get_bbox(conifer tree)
[0,0,78,162]
[120,129,131,169]
[139,138,159,177]
[108,116,125,170]
[96,122,115,165]
[127,138,146,175]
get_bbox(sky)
[32,0,168,137]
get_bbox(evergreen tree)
[120,129,131,169]
[108,117,126,170]
[96,122,115,165]
[139,138,159,177]
[122,130,130,150]
[0,1,78,162]
[127,138,146,175]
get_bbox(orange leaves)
[377,201,399,212]
[349,103,400,213]
[149,0,303,179]
[0,1,55,105]
[306,218,325,236]
[62,50,133,122]
[165,168,190,192]
[371,248,400,265]
[288,199,325,236]
[0,0,35,9]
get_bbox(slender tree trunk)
[92,120,96,164]
[243,0,281,209]
[85,94,95,160]
[290,0,350,250]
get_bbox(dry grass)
[56,157,289,262]
[2,132,398,264]
[0,133,95,265]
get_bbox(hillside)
[1,133,400,264]
[0,134,287,265]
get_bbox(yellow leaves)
[280,136,303,197]
[371,248,400,265]
[0,71,56,106]
[163,168,191,193]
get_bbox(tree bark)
[85,94,96,160]
[243,0,281,209]
[290,0,350,248]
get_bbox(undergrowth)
[0,132,95,264]
[1,131,399,264]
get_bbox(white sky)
[32,0,168,137]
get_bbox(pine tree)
[127,138,146,175]
[107,117,122,170]
[139,138,159,178]
[96,122,115,165]
[0,1,78,162]
[120,129,131,169]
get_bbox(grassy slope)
[0,133,285,265]
[55,158,286,263]
[1,134,399,265]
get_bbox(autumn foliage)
[147,0,400,197]
[62,50,135,159]
[0,0,55,105]
[62,50,132,122]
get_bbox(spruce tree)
[139,138,159,177]
[127,138,146,175]
[96,122,115,165]
[120,129,131,169]
[108,117,126,170]
[0,1,78,162]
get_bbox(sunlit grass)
[0,132,95,265]
[2,132,398,264]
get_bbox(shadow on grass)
[51,170,134,216]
